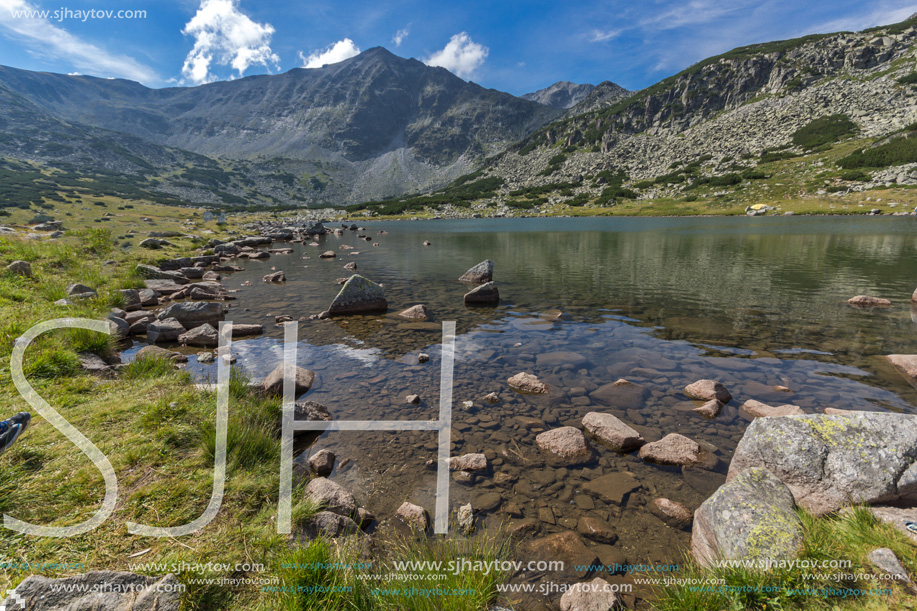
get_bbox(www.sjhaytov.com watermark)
[9,7,146,22]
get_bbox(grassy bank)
[0,213,510,611]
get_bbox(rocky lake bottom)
[123,216,917,608]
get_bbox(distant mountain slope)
[346,16,917,217]
[0,48,561,205]
[521,81,597,109]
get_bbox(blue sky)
[0,0,915,94]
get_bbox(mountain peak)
[521,81,596,109]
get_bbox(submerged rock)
[651,498,693,529]
[740,399,804,417]
[885,354,917,389]
[589,379,647,410]
[328,275,387,314]
[638,433,718,469]
[508,372,548,394]
[398,304,430,320]
[848,295,891,307]
[260,364,315,397]
[692,467,804,568]
[396,502,429,531]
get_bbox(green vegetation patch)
[791,115,857,149]
[839,134,917,169]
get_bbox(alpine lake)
[128,215,917,608]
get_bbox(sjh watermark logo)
[8,8,147,22]
[7,318,457,538]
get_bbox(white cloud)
[181,0,280,85]
[0,0,157,83]
[424,32,488,78]
[299,38,361,68]
[393,27,409,47]
[590,28,622,42]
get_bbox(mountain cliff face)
[521,81,597,109]
[0,48,560,205]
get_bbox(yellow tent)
[750,204,767,211]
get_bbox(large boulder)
[328,275,387,314]
[2,571,181,610]
[135,264,188,284]
[582,412,645,451]
[144,279,185,295]
[886,354,917,389]
[157,301,224,328]
[463,281,500,305]
[118,288,142,311]
[728,413,917,516]
[638,433,718,469]
[459,260,494,283]
[304,478,356,518]
[260,364,315,397]
[692,467,804,568]
[66,283,96,299]
[536,427,594,466]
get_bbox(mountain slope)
[0,48,560,204]
[521,81,597,109]
[346,16,917,217]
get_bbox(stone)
[589,379,648,409]
[685,379,732,403]
[146,318,185,343]
[576,516,618,544]
[144,279,185,294]
[263,271,286,283]
[230,323,263,337]
[459,260,494,283]
[66,283,96,298]
[582,412,645,451]
[304,478,356,518]
[847,295,891,307]
[157,301,224,328]
[2,571,181,611]
[303,511,361,538]
[197,352,215,364]
[693,399,723,419]
[135,345,182,363]
[138,288,160,305]
[406,394,421,404]
[320,250,337,258]
[398,304,430,320]
[536,427,594,465]
[180,267,205,279]
[396,502,429,531]
[651,498,693,529]
[527,532,599,579]
[559,577,620,611]
[866,548,916,594]
[418,353,430,363]
[78,352,111,375]
[107,315,129,339]
[118,288,141,311]
[483,392,499,404]
[475,492,503,512]
[866,506,917,545]
[178,323,219,347]
[139,238,165,249]
[457,503,475,535]
[294,400,332,421]
[308,449,336,476]
[464,281,500,305]
[328,274,387,314]
[202,271,221,281]
[448,453,488,472]
[740,399,804,417]
[728,413,917,516]
[885,354,917,389]
[5,260,31,277]
[135,264,188,283]
[508,371,548,394]
[260,364,316,397]
[639,434,718,469]
[692,468,804,568]
[582,472,639,505]
[536,351,589,367]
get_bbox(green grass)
[839,134,917,169]
[651,506,917,611]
